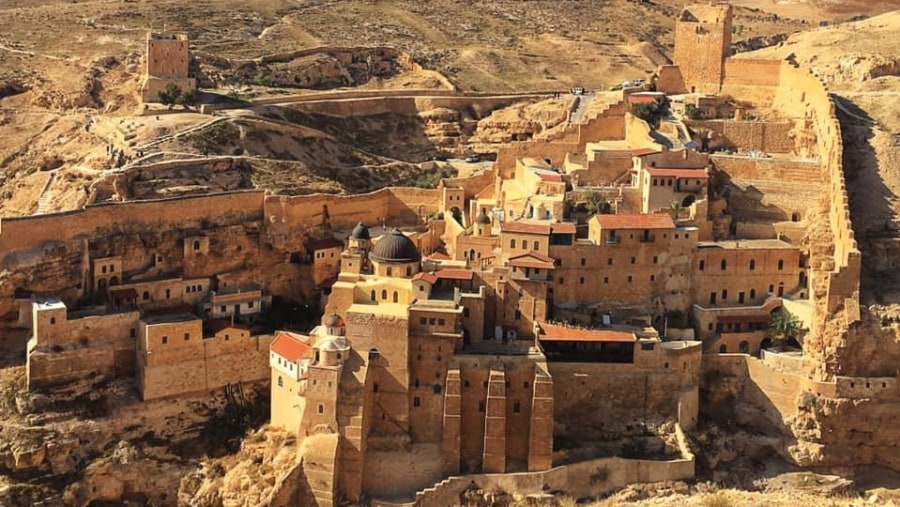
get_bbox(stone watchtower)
[139,32,197,103]
[672,3,733,94]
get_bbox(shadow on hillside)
[837,96,900,304]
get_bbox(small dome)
[319,335,349,351]
[475,212,491,225]
[325,313,344,328]
[370,228,421,263]
[350,222,370,240]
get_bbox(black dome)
[350,222,370,240]
[475,212,491,225]
[370,228,421,263]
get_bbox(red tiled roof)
[628,95,659,104]
[647,168,708,179]
[538,173,563,183]
[632,148,660,156]
[109,288,138,300]
[428,252,451,260]
[307,236,344,251]
[501,220,551,235]
[550,222,576,234]
[593,213,674,230]
[436,269,474,281]
[509,252,557,270]
[271,332,312,362]
[539,323,636,343]
[412,272,438,285]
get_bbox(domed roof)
[475,212,491,225]
[318,335,349,351]
[370,228,421,263]
[350,222,370,240]
[325,313,344,328]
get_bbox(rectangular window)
[580,277,585,284]
[630,257,636,264]
[162,336,168,345]
[413,397,421,408]
[650,275,656,282]
[603,277,608,284]
[627,275,633,282]
[607,258,613,265]
[184,332,190,341]
[580,258,586,266]
[438,318,445,326]
[420,317,427,325]
[429,318,436,325]
[558,277,564,284]
[653,256,658,264]
[248,301,254,309]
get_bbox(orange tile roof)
[271,332,312,362]
[627,95,659,104]
[509,252,557,270]
[428,252,451,260]
[436,269,474,281]
[593,213,674,230]
[550,222,576,234]
[538,173,563,182]
[539,323,636,342]
[501,220,552,235]
[412,272,438,284]
[632,148,660,156]
[647,168,708,179]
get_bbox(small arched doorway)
[739,340,750,354]
[681,195,696,208]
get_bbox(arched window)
[533,241,539,250]
[368,348,380,361]
[699,260,705,271]
[739,341,750,354]
[193,240,200,251]
[371,290,376,301]
[750,289,756,299]
[718,344,727,353]
[381,290,387,300]
[393,291,399,303]
[510,239,516,249]
[386,267,392,276]
[142,291,150,301]
[749,259,756,270]
[777,259,784,270]
[791,212,801,222]
[406,266,412,277]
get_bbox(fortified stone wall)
[140,334,273,400]
[550,363,684,439]
[688,119,796,153]
[390,427,694,507]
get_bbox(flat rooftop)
[698,239,797,250]
[141,312,199,325]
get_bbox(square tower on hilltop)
[140,32,197,104]
[673,3,733,94]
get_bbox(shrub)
[157,83,182,107]
[685,104,703,120]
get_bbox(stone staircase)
[35,171,56,215]
[414,475,463,503]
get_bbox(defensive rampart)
[375,423,694,507]
[140,334,274,400]
[0,191,266,259]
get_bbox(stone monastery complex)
[0,3,872,505]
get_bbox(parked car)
[464,154,480,163]
[570,87,586,95]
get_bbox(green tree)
[178,88,198,109]
[668,200,682,220]
[684,104,703,120]
[769,308,802,344]
[583,191,612,215]
[632,101,662,126]
[157,83,182,108]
